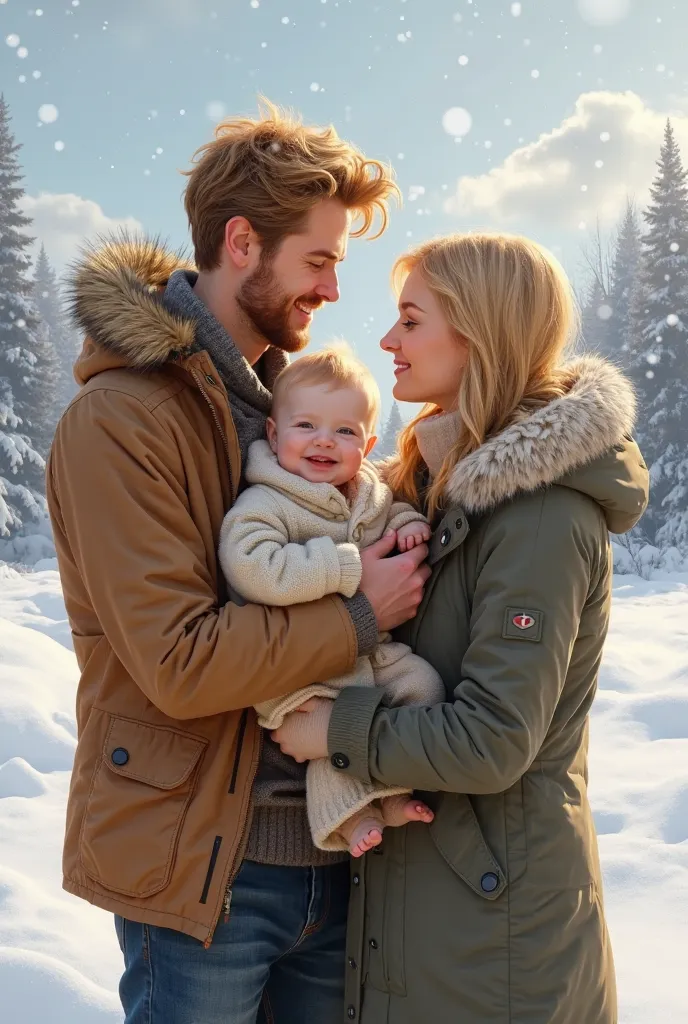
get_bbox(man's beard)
[236,252,321,354]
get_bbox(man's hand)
[358,530,430,632]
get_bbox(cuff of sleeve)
[336,543,363,599]
[342,591,378,657]
[327,685,385,784]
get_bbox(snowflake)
[54,141,65,152]
[458,55,469,65]
[600,131,611,142]
[442,107,472,137]
[510,2,522,15]
[666,314,679,327]
[38,104,59,123]
[531,69,540,78]
[577,0,630,27]
[5,34,20,48]
[597,305,613,321]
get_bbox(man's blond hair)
[183,98,400,270]
[272,344,381,432]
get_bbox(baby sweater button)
[331,752,350,770]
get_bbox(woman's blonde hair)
[272,343,381,432]
[183,97,400,270]
[387,232,578,517]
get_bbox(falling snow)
[442,107,472,137]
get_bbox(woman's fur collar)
[444,356,636,513]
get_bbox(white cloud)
[446,91,688,233]
[19,192,142,274]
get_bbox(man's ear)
[364,435,378,457]
[266,417,279,453]
[224,216,259,270]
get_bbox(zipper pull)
[223,888,232,924]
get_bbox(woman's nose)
[380,328,399,352]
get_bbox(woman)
[274,233,649,1023]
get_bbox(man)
[47,100,430,1023]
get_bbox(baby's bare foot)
[347,819,384,858]
[381,795,434,829]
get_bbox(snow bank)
[0,565,687,1021]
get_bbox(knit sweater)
[163,270,378,867]
[219,440,443,851]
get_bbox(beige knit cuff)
[336,542,363,598]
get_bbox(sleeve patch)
[502,608,543,642]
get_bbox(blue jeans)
[115,859,350,1024]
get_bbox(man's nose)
[315,267,340,304]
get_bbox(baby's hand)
[396,521,432,552]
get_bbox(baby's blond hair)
[271,344,381,432]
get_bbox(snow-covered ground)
[0,564,687,1023]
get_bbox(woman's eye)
[401,319,416,329]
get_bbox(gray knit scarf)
[163,269,288,464]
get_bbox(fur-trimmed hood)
[68,234,198,372]
[445,356,643,516]
[387,356,648,535]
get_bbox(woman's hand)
[271,697,334,762]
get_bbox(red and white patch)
[512,613,536,630]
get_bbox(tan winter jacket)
[46,239,360,945]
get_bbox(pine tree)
[628,120,688,547]
[607,200,643,369]
[375,402,404,458]
[34,245,77,419]
[580,276,612,356]
[0,95,46,535]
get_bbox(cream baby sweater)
[219,439,426,607]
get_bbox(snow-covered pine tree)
[628,120,688,548]
[580,276,612,356]
[579,222,613,356]
[34,244,77,418]
[607,200,643,370]
[375,401,404,458]
[0,94,46,535]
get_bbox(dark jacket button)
[347,1007,356,1019]
[440,528,451,546]
[481,871,499,893]
[352,874,360,886]
[331,752,350,770]
[455,517,463,529]
[111,747,129,767]
[369,938,379,949]
[348,958,357,969]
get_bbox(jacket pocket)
[429,792,508,899]
[80,715,207,897]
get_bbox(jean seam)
[261,989,275,1024]
[303,866,331,937]
[143,924,153,1024]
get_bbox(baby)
[219,346,445,857]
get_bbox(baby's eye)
[295,421,314,429]
[337,427,356,436]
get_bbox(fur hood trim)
[444,355,637,513]
[67,233,197,370]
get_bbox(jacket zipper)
[190,368,234,497]
[191,366,262,947]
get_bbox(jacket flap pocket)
[429,793,507,901]
[104,717,206,789]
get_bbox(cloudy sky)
[1,0,686,416]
